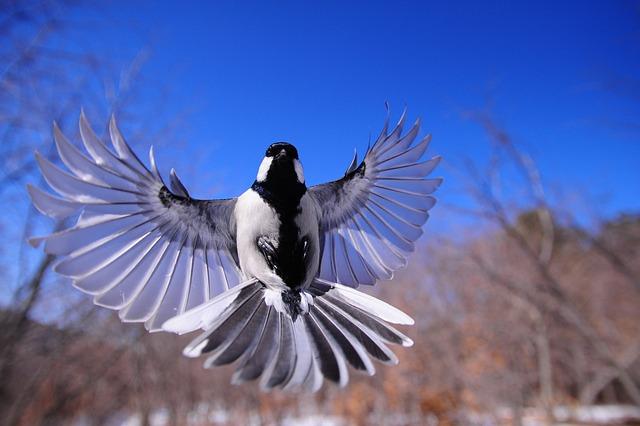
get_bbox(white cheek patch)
[294,159,305,183]
[256,156,272,182]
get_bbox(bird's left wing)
[29,113,244,330]
[309,110,442,287]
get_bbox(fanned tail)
[163,279,413,391]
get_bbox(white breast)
[233,189,320,290]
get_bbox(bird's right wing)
[29,113,244,331]
[309,109,442,287]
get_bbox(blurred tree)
[433,112,640,423]
[0,1,187,425]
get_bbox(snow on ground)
[79,404,640,425]
[552,405,640,424]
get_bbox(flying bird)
[28,108,441,391]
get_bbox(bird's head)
[256,142,305,185]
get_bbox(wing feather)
[120,229,183,322]
[53,122,139,190]
[27,184,81,219]
[29,114,242,330]
[79,110,146,181]
[310,108,441,287]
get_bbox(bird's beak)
[276,149,287,159]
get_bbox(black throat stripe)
[252,161,308,289]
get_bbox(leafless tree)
[0,2,189,424]
[430,111,640,423]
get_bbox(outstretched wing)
[29,112,244,331]
[309,109,442,287]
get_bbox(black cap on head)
[266,142,299,159]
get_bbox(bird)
[28,107,442,391]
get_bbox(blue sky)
[80,1,639,229]
[4,1,637,312]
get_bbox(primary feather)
[310,108,442,287]
[30,112,243,331]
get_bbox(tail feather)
[180,284,261,358]
[303,353,323,392]
[283,319,314,390]
[262,314,295,389]
[303,312,345,385]
[207,299,269,367]
[313,302,375,375]
[314,297,398,365]
[200,288,264,359]
[163,279,413,391]
[327,281,414,325]
[323,294,413,347]
[163,279,258,336]
[233,307,280,383]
